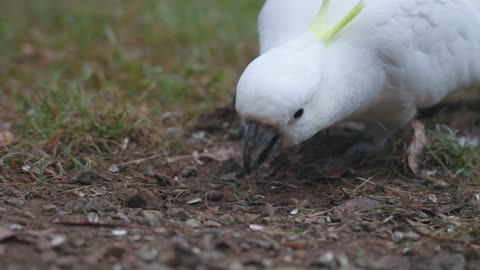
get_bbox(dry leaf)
[407,120,430,175]
[0,130,14,147]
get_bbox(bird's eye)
[293,109,304,119]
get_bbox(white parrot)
[235,0,480,172]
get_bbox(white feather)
[236,0,480,147]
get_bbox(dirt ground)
[1,107,480,270]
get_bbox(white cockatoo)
[236,0,480,172]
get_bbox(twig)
[352,177,372,192]
[115,154,163,167]
[356,177,425,195]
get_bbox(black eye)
[293,109,304,119]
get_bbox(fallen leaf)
[407,120,430,175]
[0,130,14,147]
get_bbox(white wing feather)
[258,0,480,122]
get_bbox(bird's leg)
[301,122,392,176]
[342,123,390,163]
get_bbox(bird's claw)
[300,141,382,179]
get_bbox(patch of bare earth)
[1,108,480,270]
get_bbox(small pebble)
[473,193,480,207]
[112,229,128,236]
[249,224,266,231]
[283,255,293,263]
[316,251,335,266]
[121,138,129,150]
[87,212,99,223]
[337,254,349,266]
[392,231,404,242]
[405,231,421,241]
[290,208,299,215]
[42,204,57,211]
[262,259,273,268]
[166,127,177,136]
[22,164,31,172]
[50,234,67,247]
[446,226,456,234]
[8,223,23,231]
[415,210,429,219]
[326,232,339,240]
[253,239,274,250]
[327,214,342,223]
[141,210,164,227]
[185,218,201,228]
[109,165,120,173]
[137,246,159,262]
[403,246,413,255]
[186,198,202,205]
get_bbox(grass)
[427,125,480,179]
[0,0,262,169]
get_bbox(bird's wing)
[366,0,480,108]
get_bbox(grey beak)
[243,121,282,173]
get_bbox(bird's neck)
[312,43,386,129]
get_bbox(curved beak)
[243,121,282,173]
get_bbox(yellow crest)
[309,0,365,44]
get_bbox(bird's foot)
[300,141,384,178]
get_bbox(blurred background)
[0,0,261,147]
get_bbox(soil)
[1,107,480,270]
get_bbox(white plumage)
[236,0,480,171]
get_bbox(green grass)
[0,0,261,165]
[427,125,480,179]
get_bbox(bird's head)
[236,0,366,172]
[236,39,327,173]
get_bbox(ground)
[1,1,480,270]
